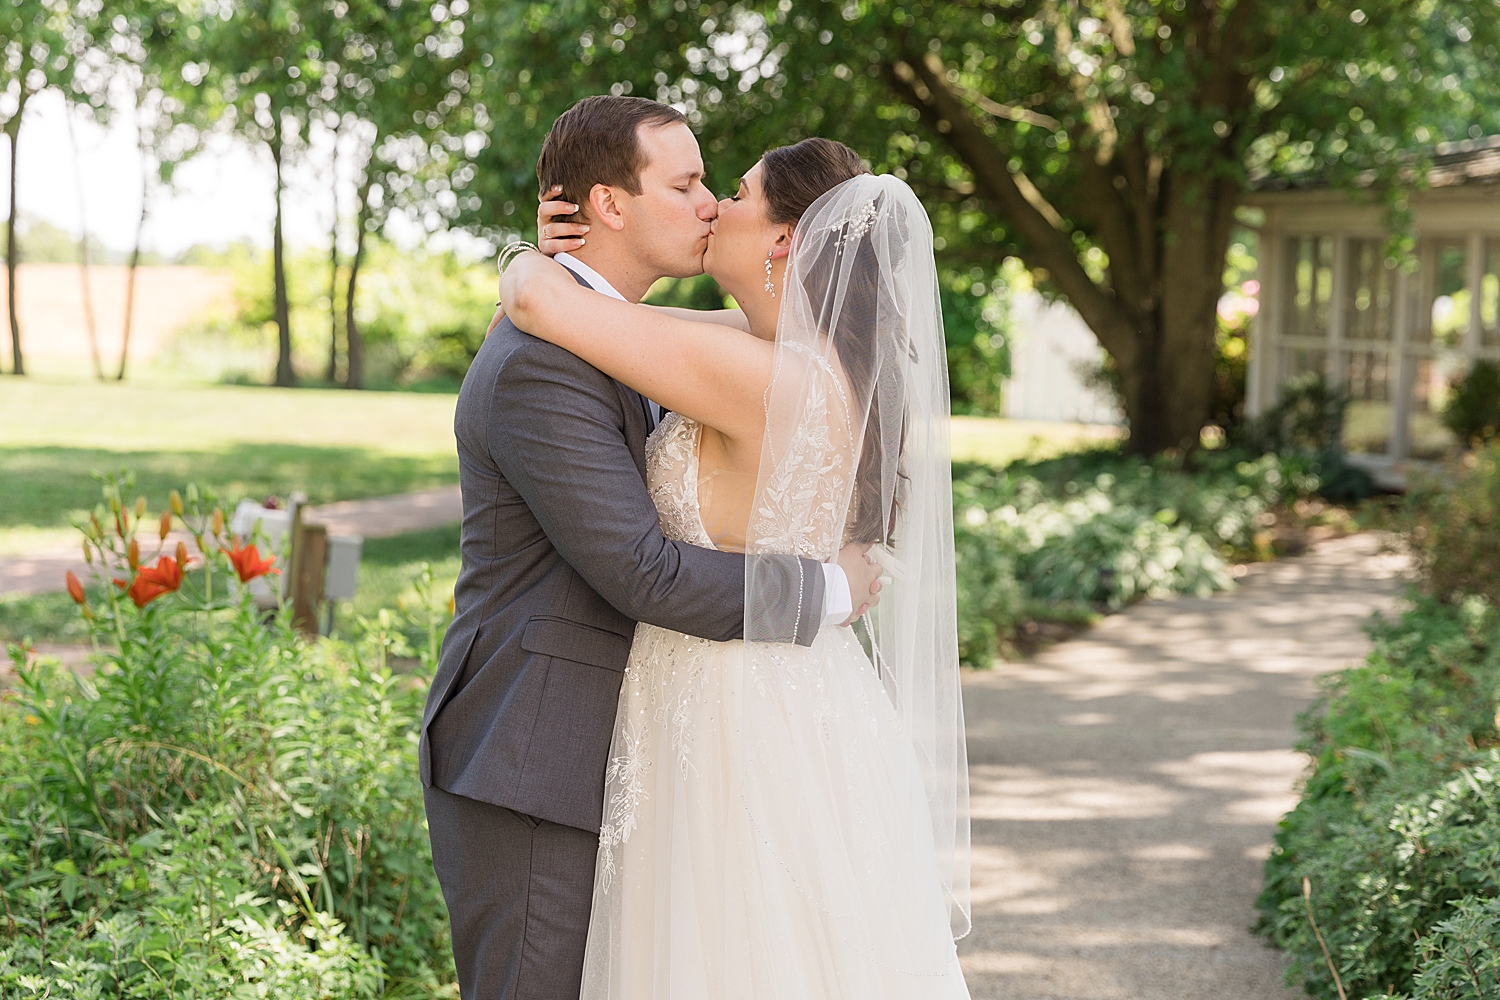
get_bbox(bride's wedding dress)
[579,412,971,999]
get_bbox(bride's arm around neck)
[500,251,773,444]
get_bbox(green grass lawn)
[1,376,460,552]
[1,374,1123,648]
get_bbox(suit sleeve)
[488,337,825,645]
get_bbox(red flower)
[115,555,184,608]
[65,570,87,605]
[226,542,279,583]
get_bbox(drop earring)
[764,248,776,298]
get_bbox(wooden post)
[289,522,327,637]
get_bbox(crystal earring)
[764,248,776,298]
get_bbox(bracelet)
[496,240,540,274]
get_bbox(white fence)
[1003,291,1125,426]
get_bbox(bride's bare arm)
[500,251,772,441]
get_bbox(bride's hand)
[538,184,589,254]
[836,543,884,626]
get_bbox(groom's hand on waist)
[834,543,884,627]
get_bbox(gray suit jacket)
[420,270,826,833]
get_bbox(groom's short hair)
[536,96,688,219]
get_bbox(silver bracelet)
[496,240,540,275]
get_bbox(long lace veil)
[742,173,971,964]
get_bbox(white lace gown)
[580,413,971,1000]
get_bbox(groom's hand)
[836,543,884,626]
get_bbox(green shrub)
[1395,444,1500,605]
[949,447,1331,664]
[0,477,454,996]
[1256,596,1500,1000]
[1441,359,1500,447]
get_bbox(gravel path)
[956,532,1407,999]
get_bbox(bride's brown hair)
[761,139,905,547]
[759,138,870,225]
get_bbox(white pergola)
[1243,137,1500,483]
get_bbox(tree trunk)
[66,110,103,381]
[120,89,152,381]
[344,169,374,391]
[890,51,1242,455]
[270,128,295,387]
[119,201,147,381]
[4,90,28,376]
[325,121,341,384]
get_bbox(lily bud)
[135,496,147,519]
[82,539,93,565]
[127,537,140,571]
[169,490,184,516]
[186,483,199,505]
[160,510,172,541]
[89,511,102,538]
[66,570,86,605]
[176,540,189,568]
[110,495,121,515]
[211,508,224,535]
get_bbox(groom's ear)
[588,183,629,232]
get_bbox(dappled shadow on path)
[957,533,1407,1000]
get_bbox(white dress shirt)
[552,252,855,626]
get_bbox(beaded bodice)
[644,413,716,550]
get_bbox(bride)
[498,138,970,999]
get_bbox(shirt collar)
[553,252,627,302]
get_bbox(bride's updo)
[760,138,870,225]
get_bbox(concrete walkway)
[956,532,1407,999]
[0,485,462,596]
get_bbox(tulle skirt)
[580,621,971,1000]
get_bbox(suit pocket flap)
[521,616,631,671]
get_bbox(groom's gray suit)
[421,268,827,1000]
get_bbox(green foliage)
[1258,447,1500,999]
[202,240,494,388]
[950,447,1327,664]
[1408,897,1500,999]
[1441,360,1500,448]
[1238,373,1376,504]
[941,264,1012,417]
[0,476,454,995]
[1256,598,1500,1000]
[1393,444,1500,606]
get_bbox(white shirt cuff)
[821,563,853,626]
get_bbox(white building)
[1242,136,1500,482]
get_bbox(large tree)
[460,0,1500,453]
[303,0,478,388]
[1,0,73,376]
[93,0,203,381]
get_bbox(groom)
[421,95,883,1000]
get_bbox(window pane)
[1277,347,1328,388]
[1286,236,1334,339]
[1484,239,1500,348]
[1407,356,1462,460]
[1420,240,1469,349]
[1343,349,1392,455]
[1345,239,1394,342]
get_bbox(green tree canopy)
[458,0,1500,452]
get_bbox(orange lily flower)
[226,541,279,583]
[115,555,184,608]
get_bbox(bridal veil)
[742,172,972,961]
